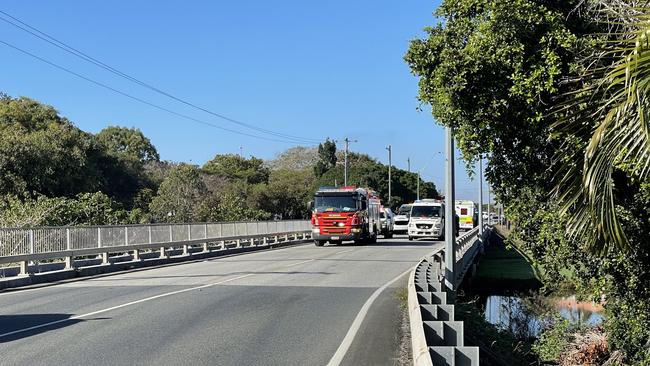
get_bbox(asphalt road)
[0,237,442,366]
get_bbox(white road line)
[0,273,255,340]
[334,249,355,255]
[284,259,314,267]
[326,268,412,366]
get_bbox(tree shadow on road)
[0,314,108,343]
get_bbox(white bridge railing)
[0,220,311,276]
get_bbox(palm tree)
[553,6,650,254]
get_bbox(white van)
[455,200,478,231]
[408,200,445,240]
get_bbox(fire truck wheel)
[353,239,365,246]
[330,240,342,245]
[314,240,325,247]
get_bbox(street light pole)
[444,126,456,291]
[386,145,392,204]
[407,157,411,172]
[342,138,357,186]
[478,157,483,236]
[417,171,420,200]
[487,183,491,225]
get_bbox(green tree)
[96,126,159,164]
[202,154,269,184]
[404,0,650,361]
[0,192,130,227]
[314,139,337,177]
[0,96,105,198]
[250,169,315,219]
[149,164,207,222]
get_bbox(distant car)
[393,204,412,235]
[380,207,394,239]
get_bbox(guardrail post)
[183,244,189,256]
[203,242,209,252]
[220,240,225,250]
[101,252,109,265]
[263,236,267,245]
[19,260,29,276]
[236,239,241,248]
[274,235,279,243]
[65,228,74,269]
[133,248,141,261]
[160,246,168,258]
[29,229,34,255]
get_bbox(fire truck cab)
[310,186,381,246]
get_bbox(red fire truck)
[310,186,381,246]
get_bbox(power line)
[0,10,322,144]
[0,39,311,145]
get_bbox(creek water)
[481,295,604,338]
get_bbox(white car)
[392,204,412,234]
[379,207,394,238]
[408,200,445,240]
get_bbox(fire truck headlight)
[337,222,345,227]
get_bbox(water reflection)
[482,295,604,338]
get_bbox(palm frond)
[553,9,650,254]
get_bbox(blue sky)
[0,0,491,202]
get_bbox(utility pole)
[239,146,243,158]
[417,171,420,200]
[444,126,456,291]
[342,138,357,186]
[407,157,411,172]
[386,145,392,205]
[478,157,483,236]
[488,184,491,225]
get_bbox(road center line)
[0,273,255,340]
[284,259,314,267]
[326,267,412,366]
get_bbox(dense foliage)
[406,0,649,362]
[0,94,436,228]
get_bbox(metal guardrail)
[408,225,492,365]
[0,220,311,276]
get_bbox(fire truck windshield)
[314,195,357,212]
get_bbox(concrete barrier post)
[101,252,109,265]
[19,260,29,275]
[236,239,241,248]
[183,244,189,256]
[64,256,74,269]
[133,249,141,261]
[160,246,167,258]
[203,242,209,252]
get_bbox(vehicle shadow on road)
[0,314,108,343]
[371,240,441,247]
